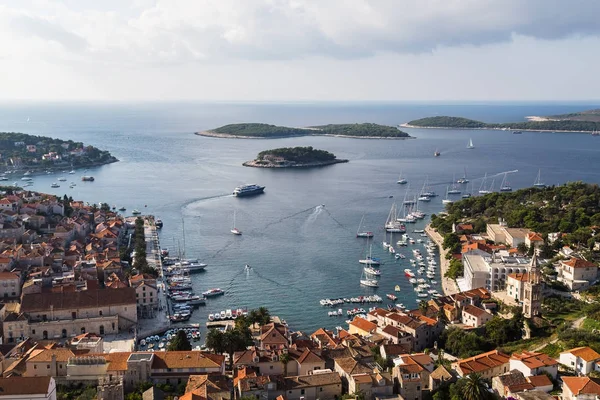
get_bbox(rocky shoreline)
[399,123,594,133]
[195,131,414,140]
[243,159,349,168]
[0,159,119,175]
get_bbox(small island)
[0,132,118,172]
[243,146,348,168]
[404,109,600,133]
[197,122,412,139]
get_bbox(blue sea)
[1,101,599,334]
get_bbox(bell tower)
[523,254,542,318]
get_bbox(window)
[301,389,305,395]
[34,365,37,369]
[47,365,50,369]
[270,366,273,370]
[32,330,35,335]
[416,386,420,391]
[99,310,103,316]
[320,388,323,392]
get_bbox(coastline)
[242,159,349,168]
[0,159,119,175]
[425,224,459,296]
[195,131,414,140]
[399,122,594,134]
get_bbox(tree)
[517,242,529,255]
[205,328,226,354]
[461,373,492,400]
[419,300,429,314]
[279,352,291,376]
[167,330,191,351]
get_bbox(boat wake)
[182,193,233,208]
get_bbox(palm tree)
[205,328,226,354]
[461,373,490,400]
[279,352,291,376]
[419,300,429,315]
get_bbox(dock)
[425,224,459,296]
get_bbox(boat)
[359,244,381,265]
[81,176,95,181]
[202,288,225,297]
[231,210,242,235]
[118,207,126,211]
[57,177,67,182]
[356,215,373,238]
[434,149,440,157]
[155,218,163,228]
[442,186,453,204]
[404,268,415,278]
[478,173,492,194]
[387,294,397,301]
[21,177,33,181]
[447,174,461,194]
[396,172,407,185]
[457,167,469,184]
[51,182,60,188]
[385,202,406,233]
[592,130,600,136]
[69,170,75,174]
[499,172,512,192]
[533,169,546,188]
[467,138,474,149]
[513,131,522,134]
[363,266,381,276]
[132,209,141,215]
[233,184,265,197]
[360,270,379,288]
[394,285,401,292]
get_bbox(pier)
[425,224,459,296]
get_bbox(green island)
[430,182,600,361]
[196,122,412,138]
[0,132,117,171]
[405,109,600,132]
[243,146,348,168]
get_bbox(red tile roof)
[563,258,596,269]
[349,317,377,334]
[562,376,600,396]
[455,350,510,375]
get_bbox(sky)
[1,0,600,102]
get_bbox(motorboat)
[51,182,60,188]
[132,209,141,215]
[202,288,225,297]
[58,177,67,181]
[387,294,398,301]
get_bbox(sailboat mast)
[182,218,186,259]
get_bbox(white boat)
[132,209,141,215]
[397,172,407,185]
[534,169,546,188]
[58,177,67,181]
[385,202,406,233]
[51,182,60,188]
[360,270,379,288]
[434,149,440,157]
[447,173,461,194]
[467,138,474,149]
[364,266,381,276]
[499,172,512,192]
[359,244,381,265]
[478,173,492,194]
[356,214,374,238]
[231,210,242,235]
[442,186,453,204]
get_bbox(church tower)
[523,254,542,318]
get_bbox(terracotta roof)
[21,287,136,312]
[455,350,510,375]
[351,373,373,384]
[527,232,543,241]
[507,272,531,282]
[527,374,553,387]
[27,348,75,362]
[152,351,224,369]
[381,344,410,357]
[284,371,341,389]
[562,376,600,396]
[349,317,377,334]
[0,376,52,395]
[510,351,558,369]
[563,258,597,269]
[0,271,19,280]
[297,349,323,364]
[564,346,600,362]
[334,357,373,375]
[430,365,453,381]
[462,304,488,318]
[102,352,131,371]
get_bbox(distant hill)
[198,122,411,138]
[406,110,600,132]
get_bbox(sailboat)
[356,215,374,238]
[385,203,405,233]
[533,169,546,188]
[478,173,491,194]
[467,138,474,149]
[360,269,379,287]
[457,167,469,184]
[397,172,407,185]
[499,173,512,192]
[359,244,381,265]
[231,211,242,235]
[447,174,461,194]
[462,181,473,198]
[442,186,453,204]
[417,180,431,202]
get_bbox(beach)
[425,224,459,296]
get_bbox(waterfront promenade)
[425,224,459,296]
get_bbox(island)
[404,109,600,133]
[0,132,118,172]
[196,122,412,139]
[243,146,348,168]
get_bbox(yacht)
[233,184,265,197]
[58,177,67,181]
[118,207,126,211]
[202,288,225,297]
[499,173,512,192]
[363,266,381,276]
[396,172,407,185]
[69,170,75,174]
[533,169,546,188]
[467,138,474,149]
[51,182,60,188]
[132,209,141,215]
[360,271,379,288]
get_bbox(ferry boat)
[202,288,225,297]
[233,184,265,197]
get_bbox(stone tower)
[523,254,542,318]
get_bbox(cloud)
[3,0,600,65]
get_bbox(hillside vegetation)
[257,146,337,163]
[408,115,600,132]
[208,122,410,138]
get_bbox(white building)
[463,253,533,292]
[559,347,600,376]
[509,351,558,379]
